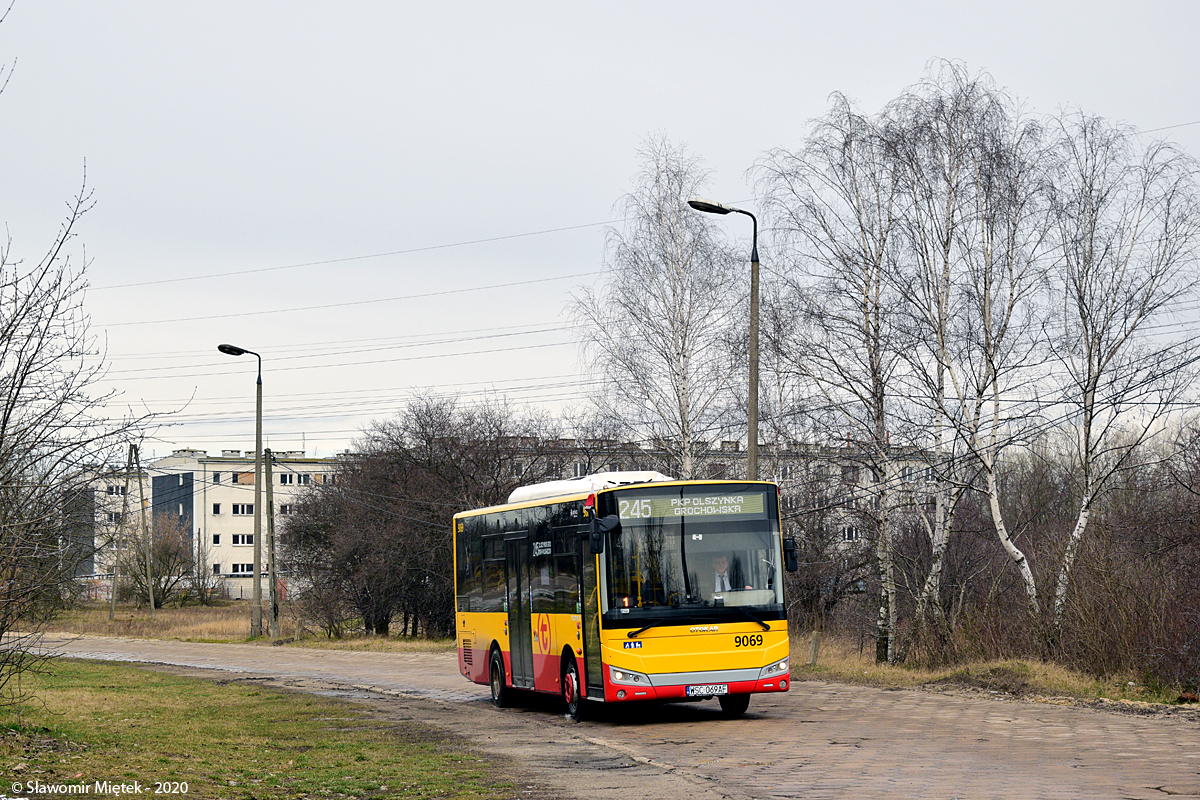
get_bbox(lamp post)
[217,343,264,637]
[687,198,760,480]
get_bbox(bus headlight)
[758,657,789,679]
[609,666,650,686]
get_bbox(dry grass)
[45,605,1184,703]
[45,603,456,653]
[46,602,271,642]
[792,632,1179,704]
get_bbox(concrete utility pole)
[133,444,154,618]
[265,448,279,639]
[109,443,136,621]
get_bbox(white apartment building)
[86,447,339,597]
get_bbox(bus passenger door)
[505,538,534,688]
[581,547,604,699]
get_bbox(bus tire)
[562,657,583,722]
[489,649,511,708]
[718,693,750,717]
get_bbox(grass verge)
[45,603,456,654]
[791,633,1187,705]
[0,659,512,799]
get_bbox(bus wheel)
[562,658,583,722]
[718,693,749,717]
[489,650,511,708]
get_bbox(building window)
[842,465,859,484]
[279,473,294,485]
[212,503,221,515]
[572,463,586,478]
[232,504,253,516]
[213,472,221,484]
[230,563,253,574]
[106,511,123,524]
[297,474,311,485]
[841,526,860,543]
[212,534,220,546]
[902,465,915,482]
[278,504,292,516]
[232,534,253,546]
[236,472,254,485]
[106,485,126,496]
[212,563,221,575]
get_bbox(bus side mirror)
[783,538,798,572]
[589,514,620,555]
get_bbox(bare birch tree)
[1045,113,1200,637]
[887,65,1055,638]
[573,136,741,478]
[882,65,991,641]
[757,95,907,661]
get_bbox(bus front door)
[505,538,534,688]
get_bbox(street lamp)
[687,197,760,481]
[217,343,264,637]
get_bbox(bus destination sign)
[617,492,766,520]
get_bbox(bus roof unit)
[506,470,674,504]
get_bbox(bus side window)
[553,525,579,613]
[481,536,505,613]
[454,520,475,612]
[468,517,484,611]
[531,522,554,613]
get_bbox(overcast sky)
[1,1,1196,460]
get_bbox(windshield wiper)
[627,621,667,639]
[733,607,771,632]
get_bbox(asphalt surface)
[36,635,1200,800]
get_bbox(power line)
[92,321,570,363]
[100,326,569,376]
[1143,120,1200,134]
[98,340,574,382]
[97,271,603,327]
[114,371,586,407]
[90,220,622,291]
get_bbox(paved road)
[38,635,1200,800]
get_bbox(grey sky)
[1,1,1196,458]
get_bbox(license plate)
[686,684,728,697]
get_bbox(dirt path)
[37,635,1200,800]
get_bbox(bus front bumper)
[603,660,790,702]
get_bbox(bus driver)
[712,554,752,592]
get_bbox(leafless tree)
[885,63,1056,637]
[573,136,742,478]
[188,521,223,605]
[283,394,557,639]
[1044,113,1200,636]
[0,177,145,702]
[757,94,907,661]
[118,513,193,607]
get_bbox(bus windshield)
[603,485,782,612]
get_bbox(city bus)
[452,472,798,720]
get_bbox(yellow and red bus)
[453,472,797,719]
